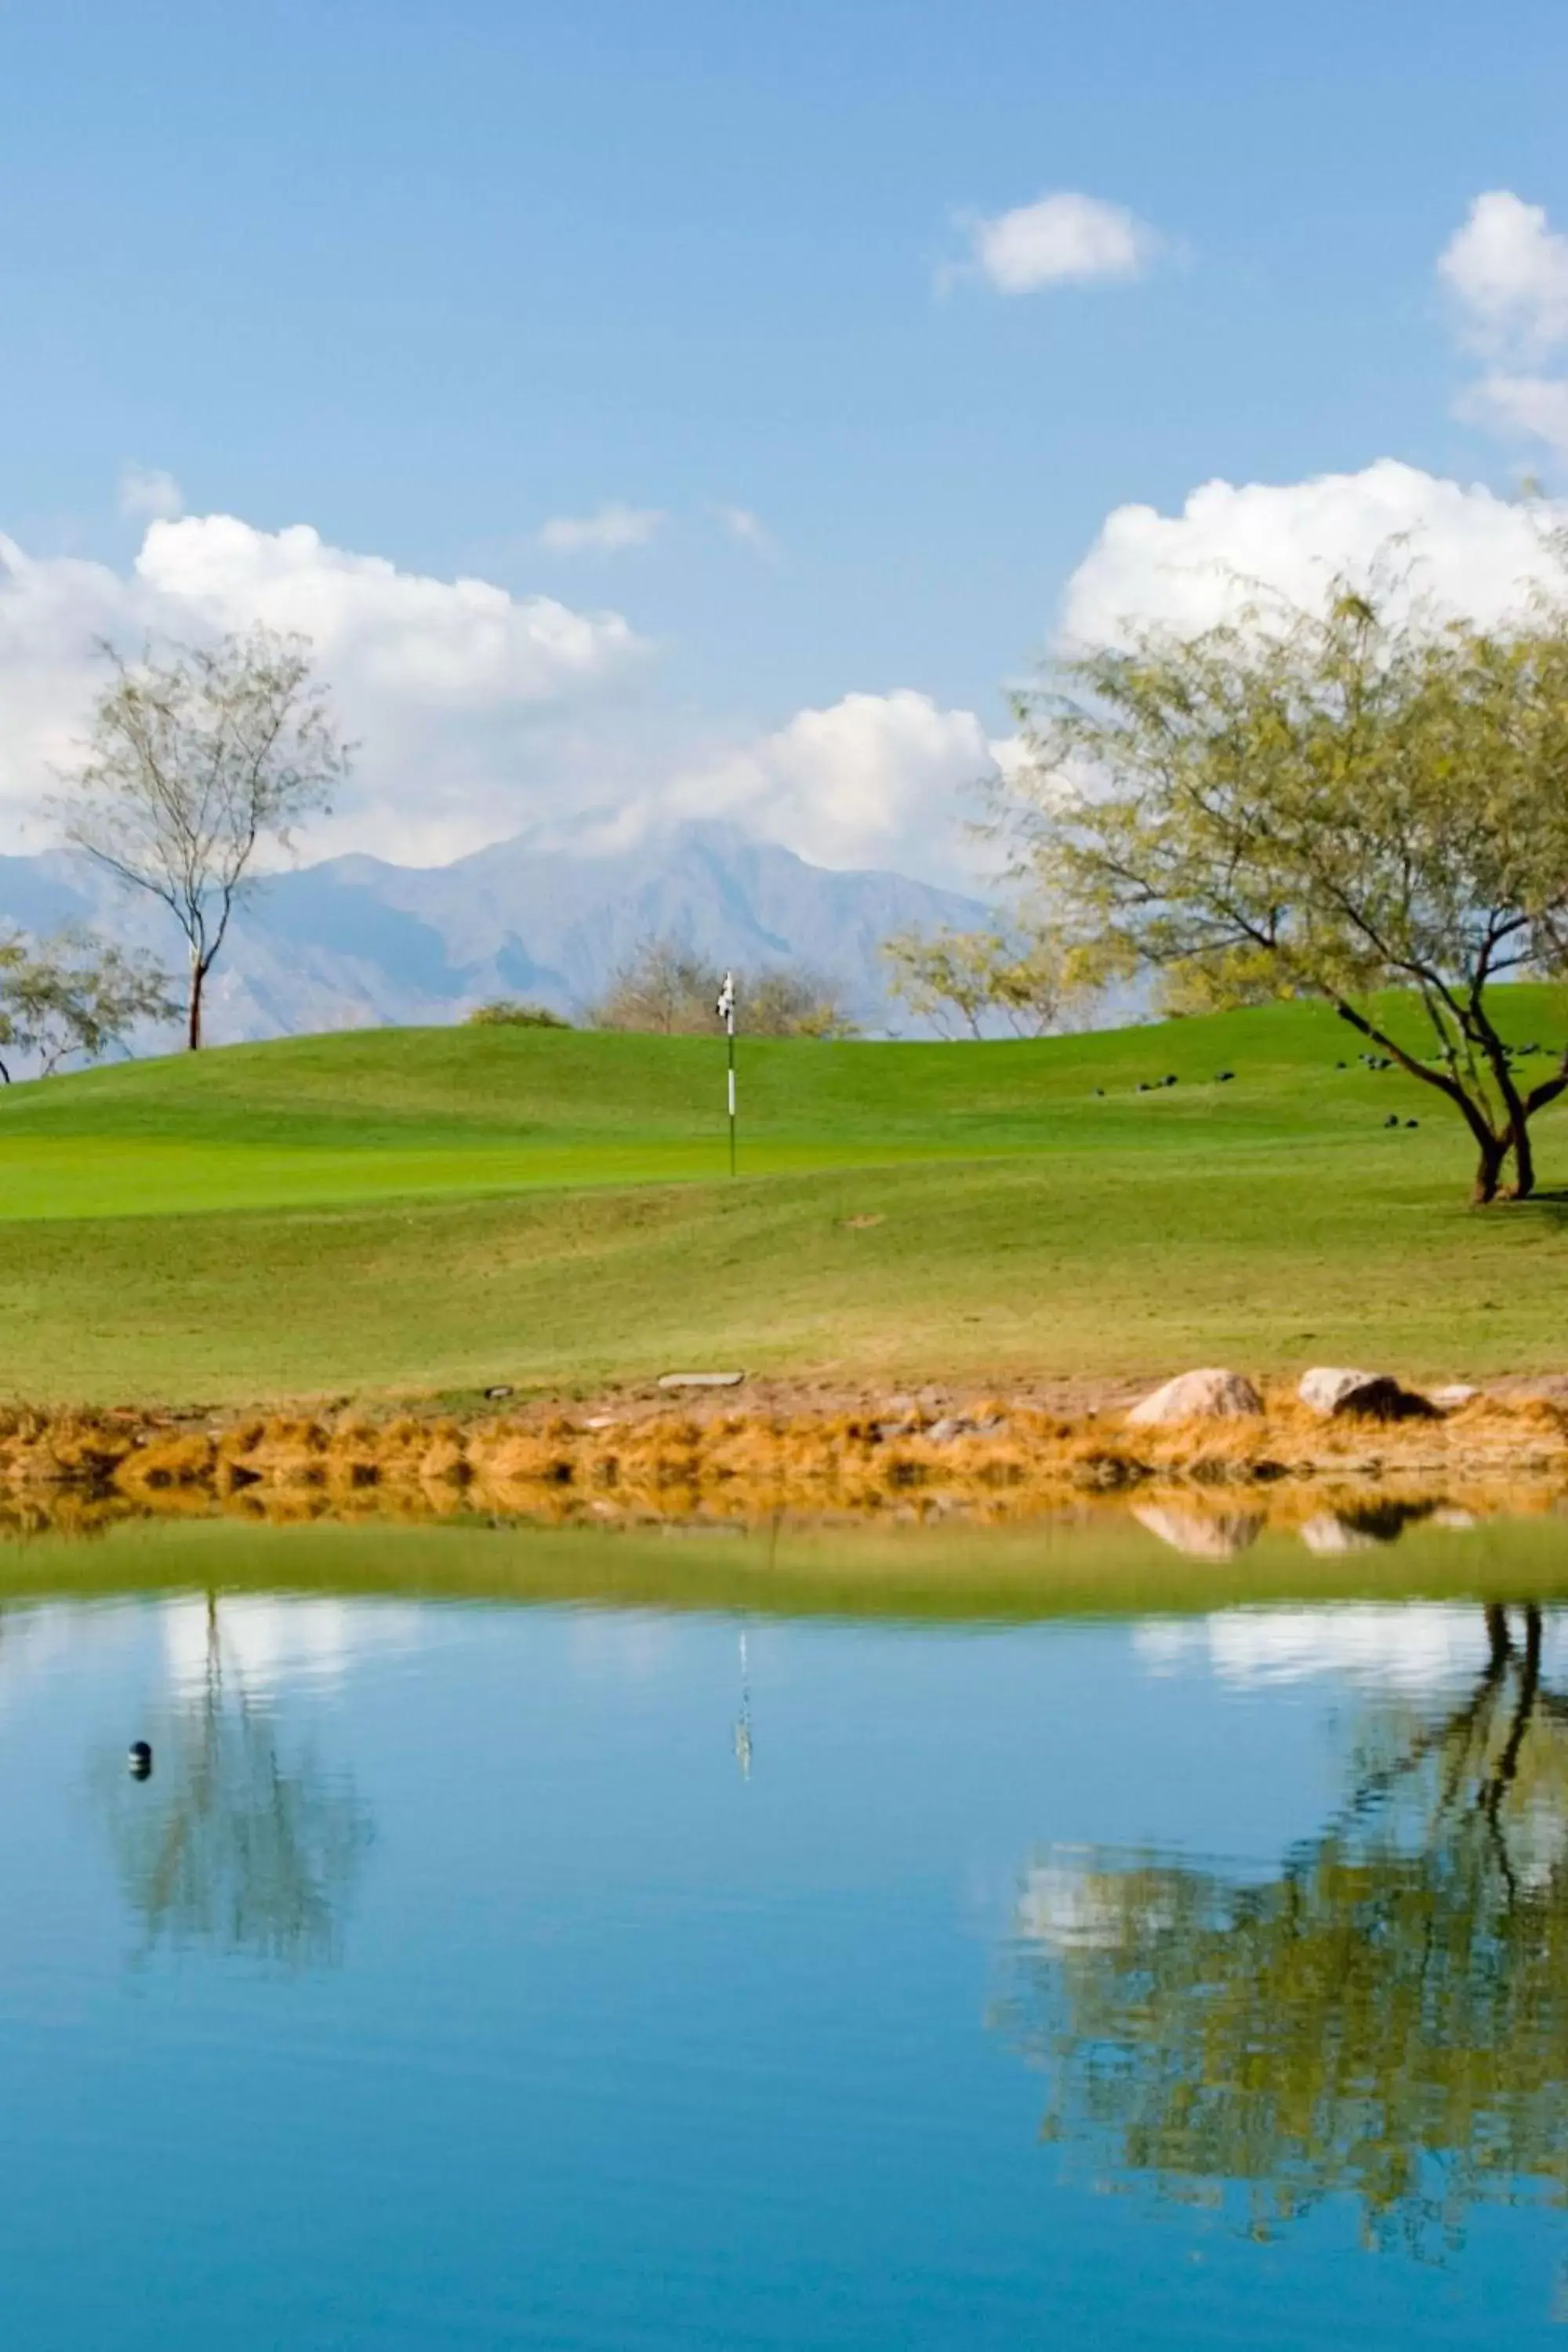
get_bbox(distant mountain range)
[0,822,992,1047]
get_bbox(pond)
[2,1512,1566,2347]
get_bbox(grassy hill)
[0,989,1565,1403]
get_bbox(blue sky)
[3,0,1568,874]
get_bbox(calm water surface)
[1,1523,1565,2347]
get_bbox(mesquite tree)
[58,630,349,1049]
[1000,574,1568,1200]
[0,928,176,1081]
[882,918,1116,1038]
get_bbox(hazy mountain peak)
[0,822,989,1046]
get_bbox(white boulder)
[1126,1368,1263,1427]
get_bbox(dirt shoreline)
[2,1379,1566,1532]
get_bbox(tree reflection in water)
[108,1593,372,1967]
[997,1605,1568,2253]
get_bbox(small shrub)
[465,999,572,1029]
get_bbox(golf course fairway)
[0,990,1563,1406]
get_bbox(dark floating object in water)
[1215,1070,1235,1083]
[1091,1087,1105,1097]
[1335,1060,1347,1069]
[1406,1119,1419,1129]
[128,1740,153,1780]
[1163,1074,1178,1087]
[1384,1113,1400,1127]
[1136,1081,1149,1092]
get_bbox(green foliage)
[1157,944,1302,1018]
[883,919,1117,1037]
[463,998,572,1029]
[1001,557,1568,1197]
[0,927,176,1081]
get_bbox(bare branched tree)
[55,629,350,1049]
[590,937,719,1034]
[590,935,857,1036]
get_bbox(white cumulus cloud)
[1439,190,1568,360]
[1459,372,1568,455]
[1439,191,1568,458]
[136,516,637,707]
[960,190,1160,295]
[0,513,647,863]
[655,688,995,873]
[0,506,996,880]
[1061,459,1566,644]
[536,502,664,554]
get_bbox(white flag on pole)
[716,971,735,1031]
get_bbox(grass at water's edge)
[2,1506,1567,1623]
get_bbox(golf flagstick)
[716,969,736,1174]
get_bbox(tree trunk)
[1472,1134,1507,1204]
[1504,1114,1537,1202]
[187,962,205,1051]
[1490,1603,1543,1802]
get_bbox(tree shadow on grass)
[1486,1189,1568,1227]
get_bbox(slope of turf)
[0,991,1559,1218]
[0,990,1563,1401]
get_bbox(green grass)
[0,990,1565,1403]
[5,1510,1568,1621]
